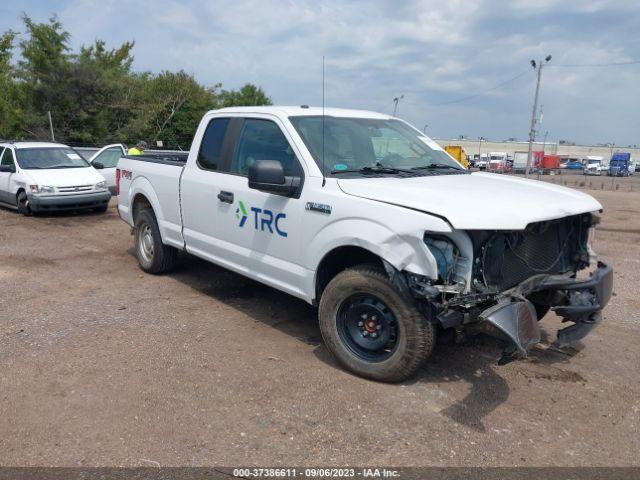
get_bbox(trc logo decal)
[236,200,287,237]
[236,201,248,227]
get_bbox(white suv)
[0,141,111,215]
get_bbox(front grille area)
[478,214,591,291]
[58,185,92,193]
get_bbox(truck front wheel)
[318,265,435,382]
[134,208,177,274]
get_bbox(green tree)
[67,40,137,144]
[127,70,218,149]
[219,83,272,107]
[0,15,273,147]
[17,15,72,140]
[0,30,25,139]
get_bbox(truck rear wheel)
[318,265,435,382]
[134,208,177,274]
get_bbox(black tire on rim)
[17,191,31,216]
[94,205,109,213]
[319,265,435,382]
[134,208,177,274]
[336,294,399,362]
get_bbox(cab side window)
[198,118,230,171]
[231,119,300,177]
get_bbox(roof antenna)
[321,55,326,187]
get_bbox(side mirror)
[0,164,16,173]
[93,161,104,169]
[248,160,299,196]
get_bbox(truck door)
[210,116,307,299]
[180,117,235,259]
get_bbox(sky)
[1,0,639,145]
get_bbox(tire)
[17,191,31,216]
[134,208,177,274]
[318,265,435,382]
[94,205,109,213]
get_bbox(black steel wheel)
[337,294,399,362]
[319,265,435,382]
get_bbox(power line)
[402,70,532,108]
[549,60,640,67]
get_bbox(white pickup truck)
[117,106,613,381]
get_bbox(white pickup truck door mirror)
[248,160,299,197]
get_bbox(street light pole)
[525,55,551,177]
[392,95,404,117]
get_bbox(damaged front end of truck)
[404,212,613,364]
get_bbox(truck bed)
[122,152,188,166]
[117,153,186,249]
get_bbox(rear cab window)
[197,118,231,171]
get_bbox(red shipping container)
[542,154,560,169]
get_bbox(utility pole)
[47,111,55,142]
[538,131,548,180]
[392,95,404,117]
[525,55,551,177]
[477,136,484,166]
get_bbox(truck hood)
[22,167,105,187]
[337,172,602,230]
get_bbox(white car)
[0,141,111,215]
[117,106,613,382]
[87,143,126,194]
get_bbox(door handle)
[217,190,234,204]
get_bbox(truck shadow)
[167,253,575,434]
[167,253,322,346]
[414,335,510,433]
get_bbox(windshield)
[289,116,463,176]
[16,147,89,169]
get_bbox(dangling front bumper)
[479,262,613,362]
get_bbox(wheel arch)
[131,192,153,222]
[314,245,384,302]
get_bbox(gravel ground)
[0,186,638,467]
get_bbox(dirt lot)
[1,185,639,467]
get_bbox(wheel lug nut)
[362,331,368,337]
[358,321,363,327]
[376,325,382,330]
[371,332,378,338]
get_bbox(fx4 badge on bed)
[236,200,287,237]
